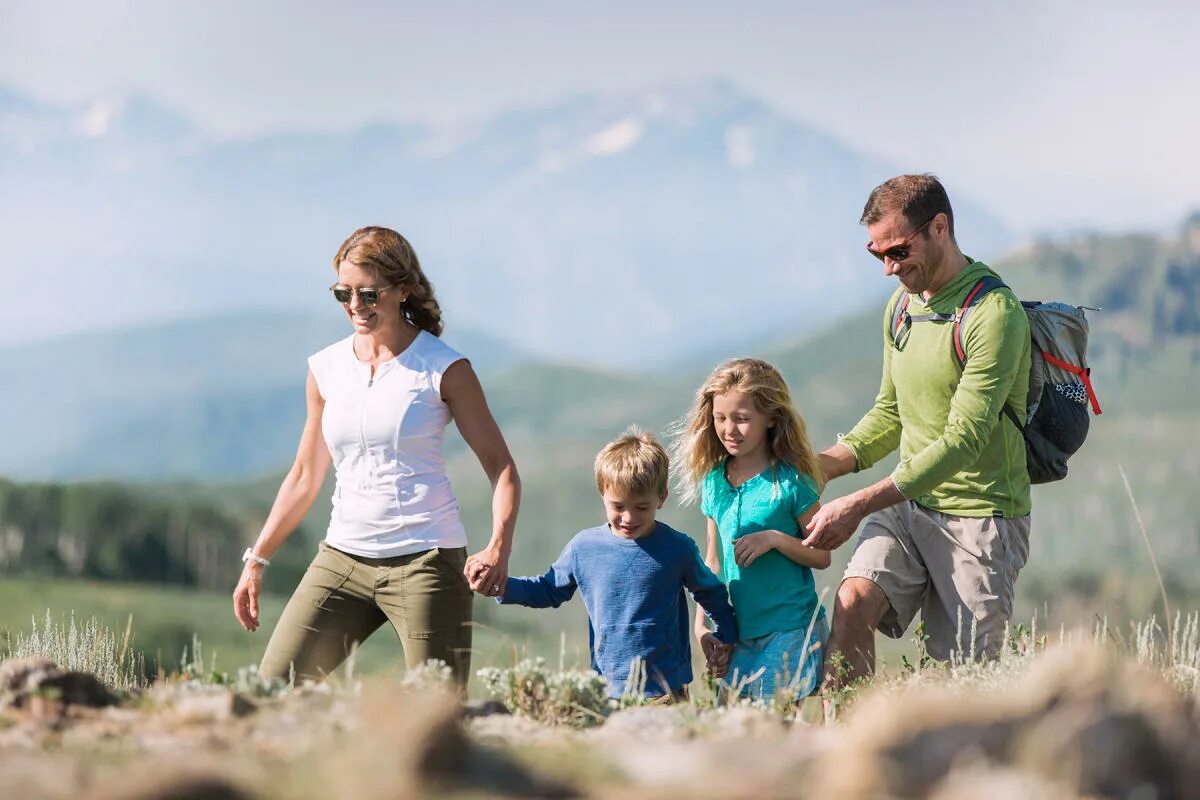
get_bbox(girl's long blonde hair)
[671,358,822,505]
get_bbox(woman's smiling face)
[335,259,405,334]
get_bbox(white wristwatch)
[242,548,270,567]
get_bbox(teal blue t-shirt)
[700,460,823,640]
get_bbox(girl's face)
[712,390,773,461]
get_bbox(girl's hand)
[232,563,264,632]
[466,543,510,597]
[699,633,732,678]
[733,530,780,567]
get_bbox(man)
[802,174,1031,685]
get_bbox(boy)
[496,429,738,699]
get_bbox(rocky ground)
[2,644,1199,800]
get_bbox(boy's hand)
[733,530,780,567]
[700,632,732,678]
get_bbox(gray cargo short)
[842,501,1030,661]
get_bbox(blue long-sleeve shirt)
[500,521,738,698]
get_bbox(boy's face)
[601,487,666,540]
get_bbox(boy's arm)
[498,541,578,608]
[684,530,738,645]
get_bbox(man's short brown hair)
[594,427,670,497]
[860,173,956,240]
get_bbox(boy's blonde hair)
[595,427,670,498]
[671,358,823,505]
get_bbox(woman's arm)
[732,503,832,570]
[441,360,521,598]
[233,370,332,632]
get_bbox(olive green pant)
[260,541,474,686]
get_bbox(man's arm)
[819,443,858,484]
[805,292,1029,550]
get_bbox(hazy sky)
[1,0,1197,233]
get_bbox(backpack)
[889,275,1102,484]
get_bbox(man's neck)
[922,247,971,301]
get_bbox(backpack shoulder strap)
[887,288,911,348]
[953,275,1009,367]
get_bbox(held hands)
[466,543,510,598]
[801,495,864,551]
[732,530,781,567]
[699,632,733,679]
[232,562,264,632]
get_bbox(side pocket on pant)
[404,547,473,639]
[301,543,354,609]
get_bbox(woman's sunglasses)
[866,215,936,263]
[329,284,394,306]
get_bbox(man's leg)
[824,577,891,688]
[830,502,931,689]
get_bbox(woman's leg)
[260,543,386,683]
[376,547,474,688]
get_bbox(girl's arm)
[233,370,333,632]
[693,517,732,677]
[694,517,723,640]
[732,502,832,569]
[441,360,521,597]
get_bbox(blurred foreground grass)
[0,577,596,693]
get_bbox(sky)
[0,0,1197,233]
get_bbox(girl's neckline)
[723,458,775,490]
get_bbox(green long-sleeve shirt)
[841,259,1032,518]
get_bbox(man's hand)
[732,530,779,567]
[699,632,732,679]
[466,543,509,598]
[802,495,865,551]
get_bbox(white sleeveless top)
[307,331,468,557]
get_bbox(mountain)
[0,79,1013,365]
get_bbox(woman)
[232,226,520,687]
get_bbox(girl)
[674,358,829,700]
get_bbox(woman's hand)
[466,543,509,598]
[733,530,781,567]
[233,562,265,632]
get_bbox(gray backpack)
[890,275,1102,483]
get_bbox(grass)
[0,576,590,689]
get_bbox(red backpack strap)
[952,275,1009,367]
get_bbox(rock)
[592,706,694,743]
[95,774,255,800]
[0,657,118,710]
[171,691,258,724]
[707,706,787,740]
[462,698,511,718]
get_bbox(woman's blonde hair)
[333,226,444,336]
[671,358,822,505]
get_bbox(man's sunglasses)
[866,215,937,263]
[329,284,394,306]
